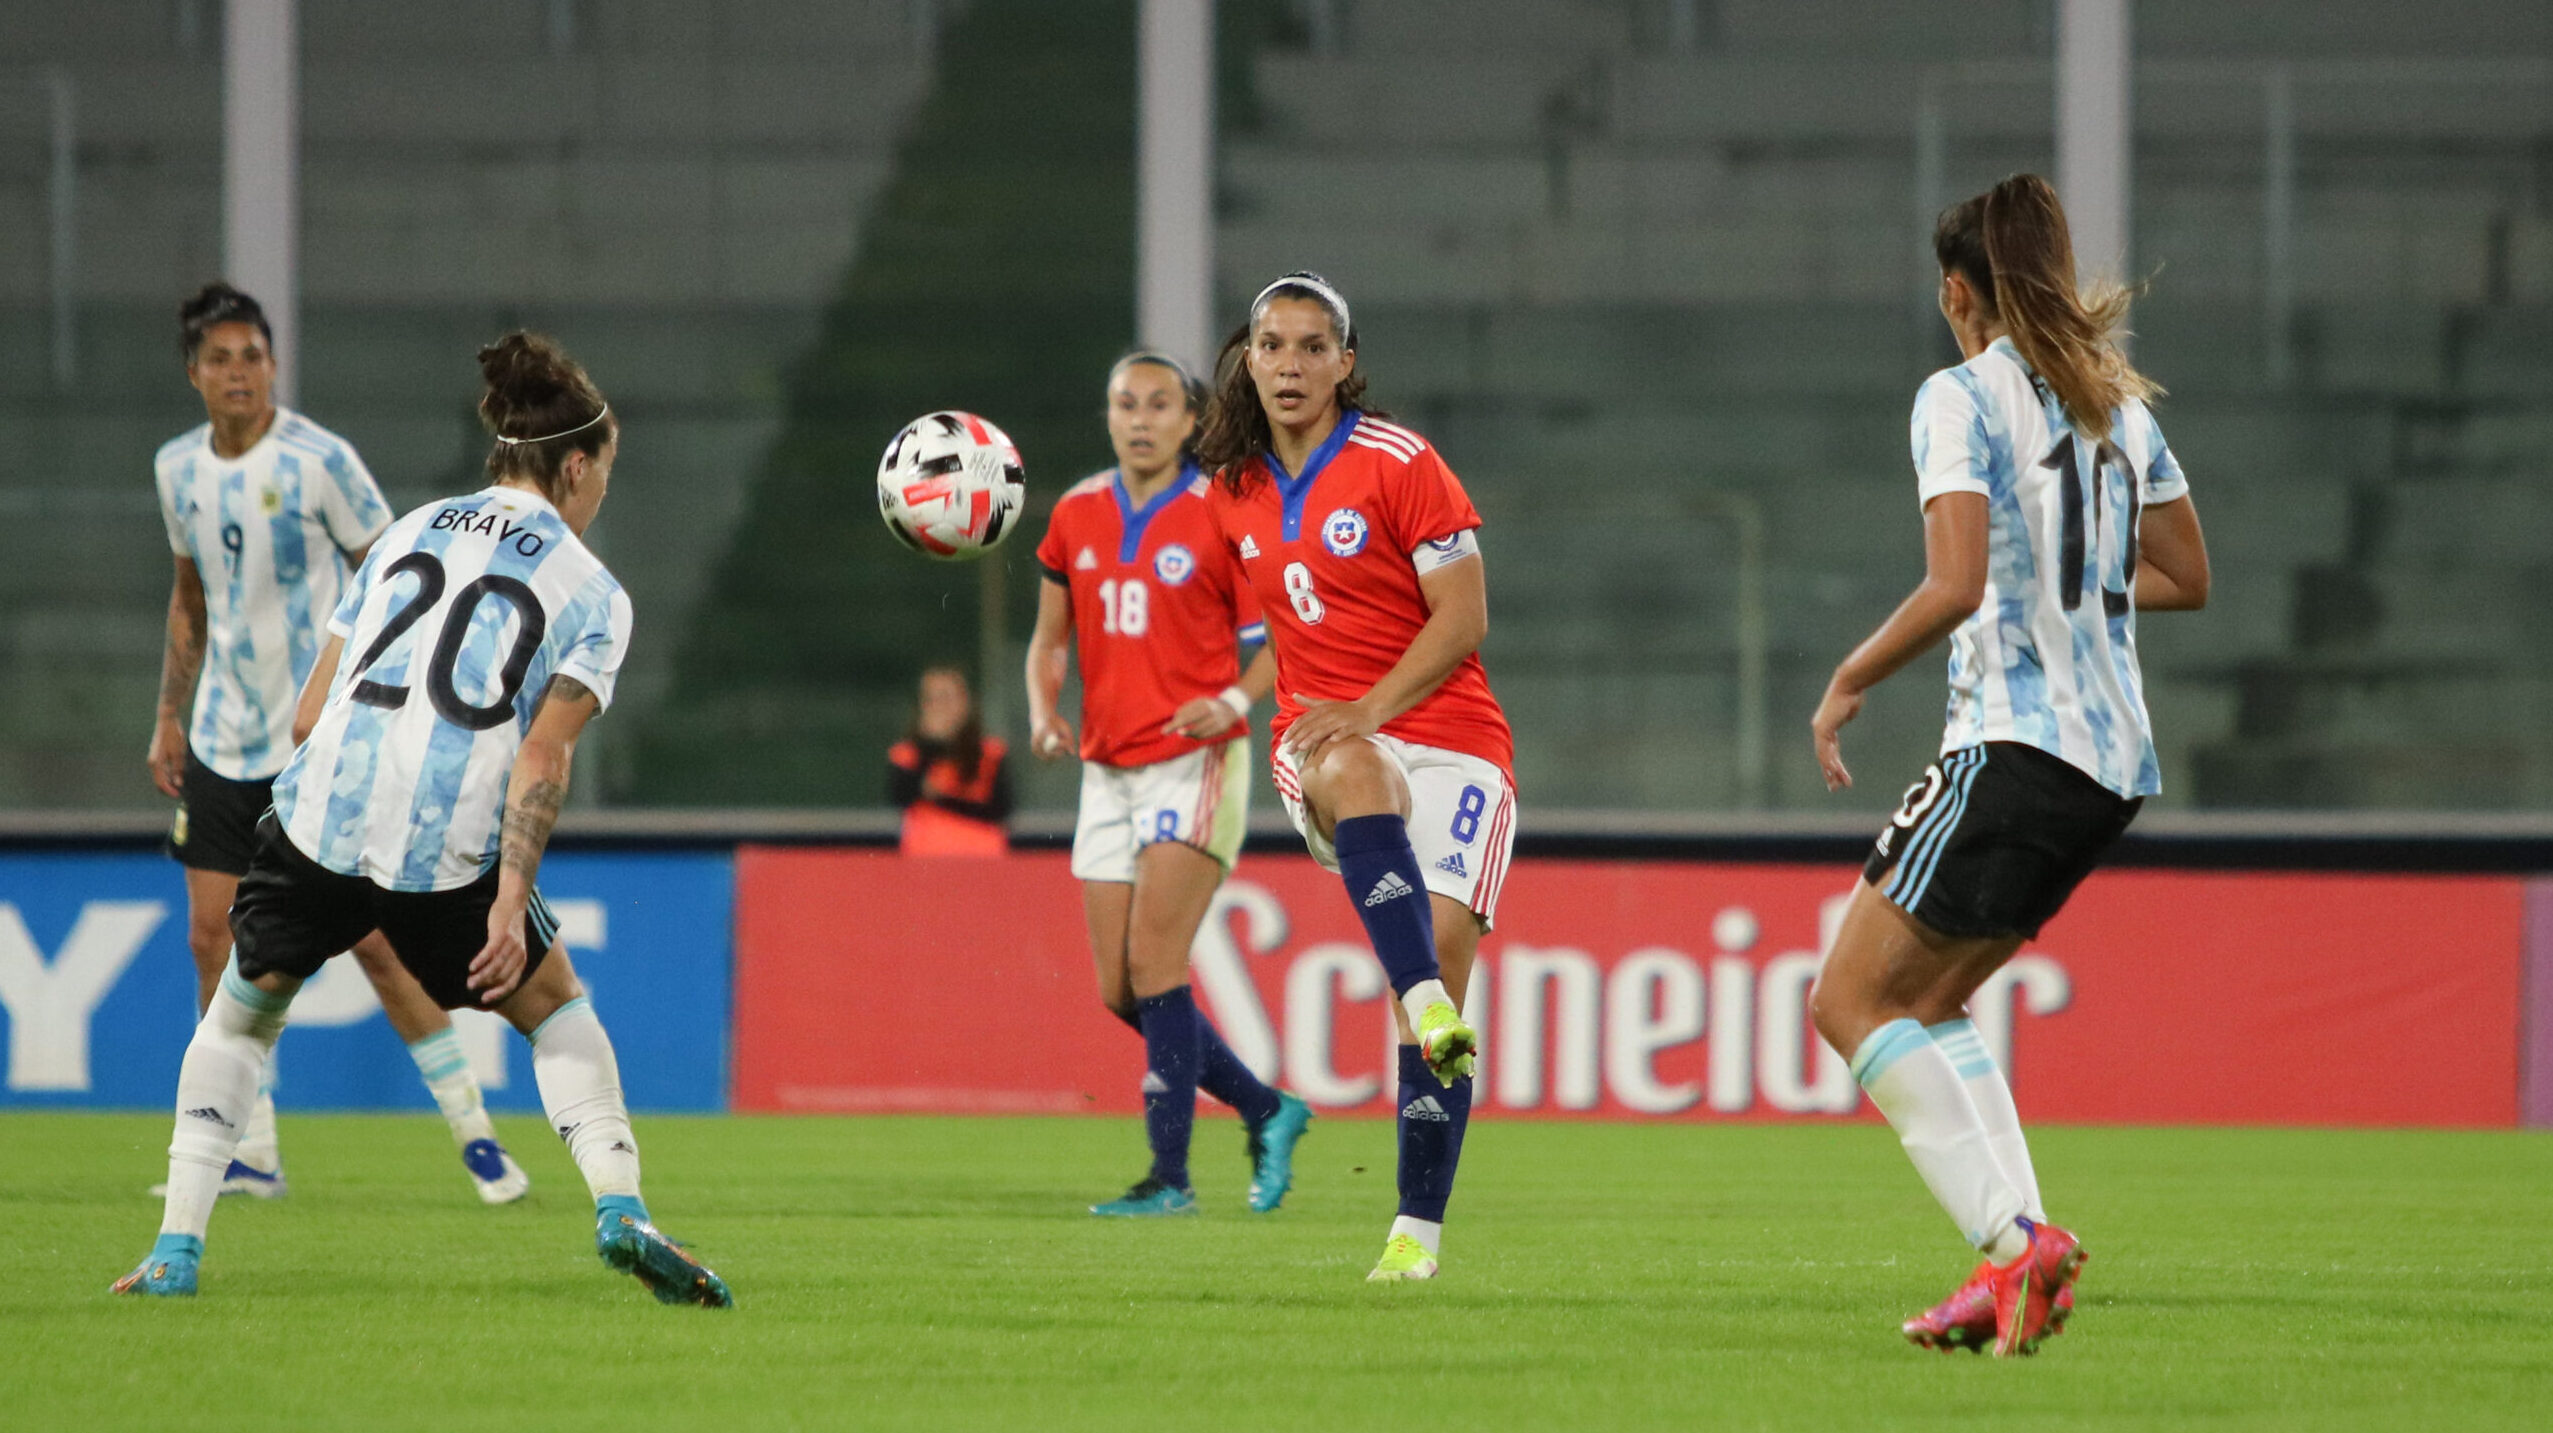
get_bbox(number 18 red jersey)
[1036,466,1264,769]
[1205,414,1513,774]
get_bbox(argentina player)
[150,283,527,1204]
[117,334,731,1307]
[1806,175,2211,1356]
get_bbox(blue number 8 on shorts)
[1449,785,1486,845]
[1153,810,1180,843]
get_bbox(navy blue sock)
[1395,1044,1472,1222]
[1332,814,1440,996]
[1136,987,1202,1189]
[1115,1001,1277,1127]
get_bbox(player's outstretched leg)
[1369,1044,1471,1282]
[527,994,731,1308]
[1095,987,1205,1216]
[1333,814,1474,1083]
[112,964,291,1296]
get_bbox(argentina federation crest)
[1322,508,1370,557]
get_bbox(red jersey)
[1205,414,1513,772]
[1035,465,1265,768]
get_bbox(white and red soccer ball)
[875,410,1026,560]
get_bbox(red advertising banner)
[733,849,2525,1127]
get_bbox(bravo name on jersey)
[1207,413,1512,773]
[275,485,632,891]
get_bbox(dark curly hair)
[1194,272,1382,493]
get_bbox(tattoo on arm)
[501,777,566,882]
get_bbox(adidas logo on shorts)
[1434,852,1468,878]
[1363,872,1415,907]
[1401,1094,1451,1122]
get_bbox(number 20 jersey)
[274,485,632,891]
[1035,465,1264,769]
[1206,413,1513,774]
[1914,335,2190,799]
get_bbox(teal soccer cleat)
[1090,1176,1198,1217]
[1246,1092,1314,1213]
[595,1202,733,1309]
[109,1234,201,1297]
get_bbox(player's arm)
[2133,494,2210,612]
[148,556,210,798]
[469,675,600,1004]
[1811,491,1989,791]
[1026,574,1077,759]
[1283,543,1488,758]
[292,635,344,747]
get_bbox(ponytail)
[477,331,614,505]
[1935,173,2158,439]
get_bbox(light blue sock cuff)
[1850,1018,1935,1088]
[528,996,592,1048]
[1924,1018,1998,1080]
[406,1026,469,1082]
[150,1231,204,1261]
[218,959,292,1016]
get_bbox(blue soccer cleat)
[219,1159,288,1199]
[461,1138,531,1205]
[1090,1176,1198,1217]
[109,1234,201,1297]
[1246,1091,1314,1213]
[595,1201,733,1309]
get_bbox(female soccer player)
[1807,174,2209,1355]
[1198,273,1515,1282]
[149,282,526,1205]
[887,666,1014,854]
[1026,351,1310,1217]
[116,333,731,1307]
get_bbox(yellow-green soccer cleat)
[1414,1003,1478,1086]
[1366,1232,1440,1282]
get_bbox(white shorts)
[1270,732,1518,926]
[1070,738,1252,883]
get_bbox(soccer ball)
[875,410,1027,560]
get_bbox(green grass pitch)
[5,1112,2548,1431]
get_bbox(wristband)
[1216,685,1254,718]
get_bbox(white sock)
[1929,1018,2044,1221]
[529,997,641,1202]
[1397,978,1454,1030]
[406,1027,499,1148]
[1851,1019,2028,1262]
[1389,1214,1443,1258]
[162,968,292,1239]
[233,1047,281,1172]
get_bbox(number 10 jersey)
[274,485,632,891]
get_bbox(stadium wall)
[3,822,2549,1127]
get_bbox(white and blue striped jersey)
[1911,337,2190,798]
[154,410,395,780]
[273,485,632,891]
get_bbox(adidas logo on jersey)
[1363,872,1415,907]
[1434,852,1468,878]
[1401,1094,1451,1122]
[1074,547,1098,570]
[1238,535,1260,559]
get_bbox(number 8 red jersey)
[1206,414,1513,774]
[1036,465,1265,768]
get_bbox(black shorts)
[230,813,559,1010]
[1862,741,2141,940]
[165,749,274,877]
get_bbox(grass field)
[5,1112,2549,1431]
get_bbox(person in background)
[888,666,1014,855]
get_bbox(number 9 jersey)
[274,484,632,892]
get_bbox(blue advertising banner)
[0,849,731,1112]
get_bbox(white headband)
[1251,274,1352,342]
[493,405,610,445]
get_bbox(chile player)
[1197,273,1515,1282]
[1027,352,1311,1217]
